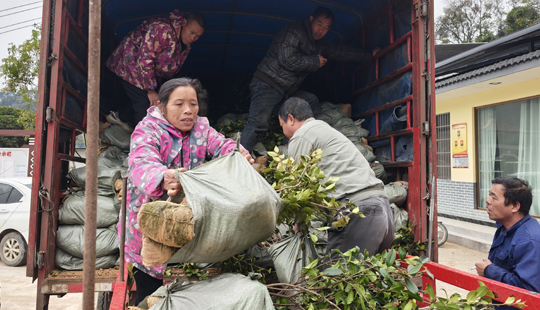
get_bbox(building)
[435,23,540,226]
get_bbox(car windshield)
[24,183,32,189]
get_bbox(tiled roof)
[436,49,540,88]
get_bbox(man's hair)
[185,12,206,29]
[278,97,314,122]
[312,6,335,21]
[492,177,533,215]
[158,77,208,116]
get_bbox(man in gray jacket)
[241,6,373,152]
[279,97,394,259]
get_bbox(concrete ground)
[0,242,489,309]
[437,240,489,297]
[0,261,92,310]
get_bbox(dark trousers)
[240,77,320,152]
[134,267,163,305]
[326,196,394,260]
[118,80,151,127]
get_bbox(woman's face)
[162,85,199,133]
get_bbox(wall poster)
[451,123,468,168]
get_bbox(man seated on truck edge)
[241,5,377,152]
[475,177,540,307]
[105,10,206,132]
[278,97,394,259]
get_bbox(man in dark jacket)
[475,177,540,309]
[240,6,373,152]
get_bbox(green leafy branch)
[263,148,361,233]
[266,247,525,310]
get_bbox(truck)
[27,0,456,309]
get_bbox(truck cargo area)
[29,0,436,309]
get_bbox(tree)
[0,25,40,107]
[436,0,507,43]
[505,5,540,34]
[0,107,27,147]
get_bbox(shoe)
[106,111,134,133]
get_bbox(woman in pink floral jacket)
[124,78,253,303]
[106,10,205,130]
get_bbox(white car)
[0,177,32,266]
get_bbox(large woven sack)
[371,161,387,183]
[55,248,118,270]
[314,108,348,126]
[167,150,283,264]
[353,142,377,163]
[99,124,131,150]
[138,198,195,248]
[385,182,408,207]
[59,192,119,227]
[147,274,274,310]
[56,224,119,258]
[67,166,122,197]
[268,233,319,284]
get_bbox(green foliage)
[436,0,506,43]
[391,221,427,256]
[263,148,360,232]
[425,281,525,309]
[221,252,274,284]
[266,247,525,309]
[174,263,209,281]
[0,25,40,106]
[217,119,246,138]
[0,107,27,147]
[505,5,540,34]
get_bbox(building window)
[477,97,540,216]
[436,113,451,179]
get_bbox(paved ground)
[0,261,91,310]
[437,241,488,297]
[0,242,489,309]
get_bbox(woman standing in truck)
[124,78,253,303]
[105,10,206,132]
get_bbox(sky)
[0,0,43,88]
[0,0,446,88]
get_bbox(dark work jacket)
[485,215,540,309]
[254,19,371,97]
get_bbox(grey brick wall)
[436,179,491,223]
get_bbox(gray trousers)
[326,196,394,260]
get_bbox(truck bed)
[42,267,222,294]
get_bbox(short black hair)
[158,77,208,116]
[492,177,533,215]
[312,6,335,21]
[185,12,206,29]
[278,97,314,122]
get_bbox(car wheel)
[0,232,27,266]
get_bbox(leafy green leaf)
[323,267,343,276]
[405,278,418,294]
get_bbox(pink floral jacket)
[106,10,190,91]
[123,106,238,278]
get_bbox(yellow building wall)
[436,79,540,182]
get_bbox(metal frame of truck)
[30,1,539,309]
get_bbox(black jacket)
[254,19,371,96]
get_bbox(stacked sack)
[55,138,129,270]
[314,101,385,182]
[384,181,409,233]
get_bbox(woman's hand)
[240,148,255,164]
[147,90,159,107]
[163,168,186,196]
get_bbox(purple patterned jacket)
[123,106,238,278]
[106,10,190,91]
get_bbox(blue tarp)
[100,0,392,75]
